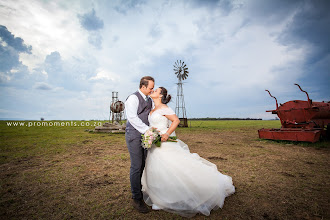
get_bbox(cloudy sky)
[0,0,329,120]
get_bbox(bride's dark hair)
[159,87,171,104]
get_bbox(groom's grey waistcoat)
[126,91,152,137]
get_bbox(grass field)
[0,120,329,219]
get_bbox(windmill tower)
[173,60,189,127]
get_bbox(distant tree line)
[188,117,262,120]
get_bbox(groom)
[125,76,154,213]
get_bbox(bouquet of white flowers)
[141,127,177,149]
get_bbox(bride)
[141,87,235,217]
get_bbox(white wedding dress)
[141,107,235,217]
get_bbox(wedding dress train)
[141,107,235,217]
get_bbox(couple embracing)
[125,76,235,218]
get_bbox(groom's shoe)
[132,199,150,213]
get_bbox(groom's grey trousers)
[125,91,152,201]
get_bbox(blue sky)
[0,0,329,120]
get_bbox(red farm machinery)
[258,84,330,143]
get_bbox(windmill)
[173,60,189,127]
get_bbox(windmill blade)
[174,59,189,81]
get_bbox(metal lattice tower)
[112,92,118,104]
[176,80,187,119]
[173,60,189,127]
[110,92,118,122]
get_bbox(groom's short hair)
[140,76,154,88]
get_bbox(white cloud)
[90,68,120,81]
[0,0,89,72]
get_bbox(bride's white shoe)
[152,204,161,210]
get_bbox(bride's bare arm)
[161,114,180,141]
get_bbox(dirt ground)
[0,127,329,219]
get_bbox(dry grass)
[0,121,329,219]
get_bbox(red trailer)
[258,84,330,143]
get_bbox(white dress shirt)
[125,89,154,134]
